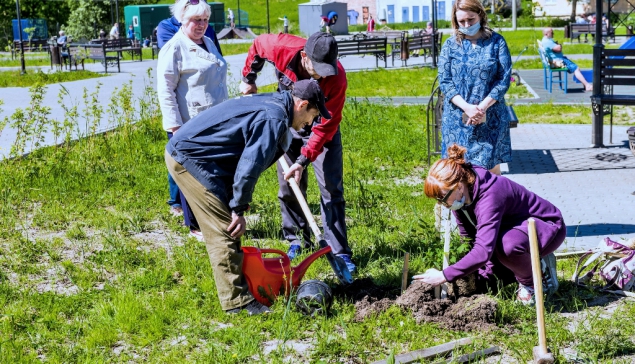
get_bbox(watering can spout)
[292,246,332,281]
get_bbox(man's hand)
[239,81,257,95]
[412,268,447,287]
[227,212,246,238]
[283,163,304,184]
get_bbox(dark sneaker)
[337,254,357,274]
[541,253,559,295]
[287,245,302,261]
[226,300,272,315]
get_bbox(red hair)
[424,144,475,199]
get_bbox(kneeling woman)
[415,144,566,304]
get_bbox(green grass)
[263,67,534,99]
[0,70,105,88]
[0,52,51,67]
[218,42,253,56]
[515,103,635,125]
[1,76,635,362]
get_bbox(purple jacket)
[443,166,564,282]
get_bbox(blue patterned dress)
[438,31,512,169]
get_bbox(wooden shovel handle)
[528,218,548,354]
[278,157,322,238]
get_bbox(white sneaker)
[189,229,204,242]
[517,283,536,306]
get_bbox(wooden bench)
[66,46,86,71]
[590,48,635,144]
[82,43,120,73]
[13,39,49,52]
[569,23,615,43]
[337,35,387,68]
[391,31,442,66]
[104,38,143,62]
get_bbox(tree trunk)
[570,0,578,23]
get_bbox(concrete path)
[503,124,635,250]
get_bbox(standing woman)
[414,144,565,304]
[157,0,228,241]
[438,0,512,175]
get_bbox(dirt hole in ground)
[334,276,497,331]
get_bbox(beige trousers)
[165,151,254,311]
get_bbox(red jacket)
[242,33,347,162]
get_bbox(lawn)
[262,67,534,99]
[0,52,51,67]
[1,79,635,362]
[0,70,105,88]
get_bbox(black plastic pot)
[295,280,333,316]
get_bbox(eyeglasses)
[437,187,455,207]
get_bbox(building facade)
[374,0,452,23]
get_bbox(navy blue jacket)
[166,92,294,212]
[157,16,222,54]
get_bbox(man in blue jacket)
[156,14,222,53]
[165,80,329,315]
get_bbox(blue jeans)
[167,132,199,230]
[167,132,181,208]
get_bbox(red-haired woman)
[414,144,566,304]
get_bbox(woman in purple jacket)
[415,144,566,304]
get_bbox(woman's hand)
[412,268,447,287]
[464,104,484,121]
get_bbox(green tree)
[65,0,107,41]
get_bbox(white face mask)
[458,22,481,36]
[449,194,465,210]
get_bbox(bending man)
[165,80,329,315]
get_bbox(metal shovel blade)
[319,238,353,285]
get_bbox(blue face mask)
[458,22,481,36]
[449,192,466,210]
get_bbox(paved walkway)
[1,51,633,251]
[503,124,635,250]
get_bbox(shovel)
[278,157,353,286]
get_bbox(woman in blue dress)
[438,0,512,175]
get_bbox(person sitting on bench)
[542,27,592,91]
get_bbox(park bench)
[13,39,49,53]
[391,31,442,67]
[66,46,86,71]
[337,35,387,68]
[82,43,120,73]
[569,23,615,43]
[590,48,635,144]
[104,38,143,62]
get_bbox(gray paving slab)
[502,124,635,251]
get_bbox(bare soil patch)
[336,277,497,331]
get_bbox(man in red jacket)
[240,32,355,273]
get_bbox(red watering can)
[241,157,354,307]
[242,245,333,306]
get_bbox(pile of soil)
[336,277,497,331]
